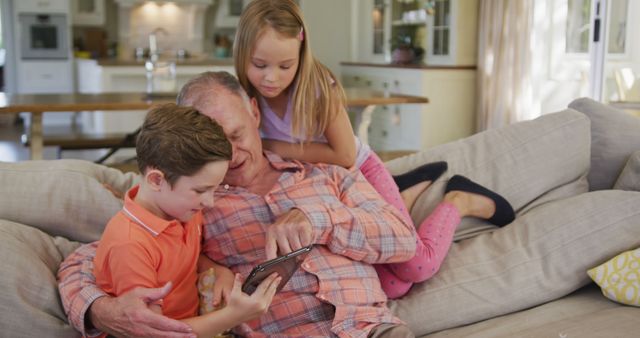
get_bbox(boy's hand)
[225,273,281,321]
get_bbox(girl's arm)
[180,273,281,338]
[262,106,357,168]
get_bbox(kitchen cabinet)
[14,0,68,13]
[71,0,105,26]
[342,63,476,151]
[76,59,235,134]
[16,60,74,126]
[215,0,251,28]
[359,0,477,66]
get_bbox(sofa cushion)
[0,159,138,243]
[0,219,81,337]
[568,97,640,191]
[613,150,640,191]
[423,284,640,338]
[389,190,640,336]
[588,247,640,306]
[385,109,591,240]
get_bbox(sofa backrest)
[568,97,640,191]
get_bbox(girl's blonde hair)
[234,0,346,140]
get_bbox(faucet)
[148,27,169,62]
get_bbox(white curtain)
[477,0,541,131]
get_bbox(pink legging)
[360,152,461,299]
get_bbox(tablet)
[241,245,313,295]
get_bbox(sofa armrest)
[0,159,139,243]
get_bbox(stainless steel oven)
[19,13,69,60]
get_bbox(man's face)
[198,90,265,188]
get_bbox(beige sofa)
[1,98,639,337]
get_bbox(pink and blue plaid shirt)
[58,152,417,338]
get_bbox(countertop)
[341,61,476,70]
[89,57,234,67]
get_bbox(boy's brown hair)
[136,103,232,185]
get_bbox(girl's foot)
[393,161,448,192]
[444,175,515,227]
[400,180,431,212]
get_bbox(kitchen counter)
[340,61,476,70]
[94,57,234,67]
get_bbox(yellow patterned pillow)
[587,248,640,306]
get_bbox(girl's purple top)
[258,93,371,168]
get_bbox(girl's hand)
[226,273,281,321]
[211,264,235,308]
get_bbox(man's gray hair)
[176,71,251,110]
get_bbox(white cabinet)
[215,0,251,28]
[14,0,68,14]
[342,64,476,151]
[71,0,105,26]
[358,0,477,66]
[17,60,74,126]
[17,61,73,93]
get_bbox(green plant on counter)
[391,33,413,51]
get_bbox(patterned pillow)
[587,248,640,306]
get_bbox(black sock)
[393,161,448,192]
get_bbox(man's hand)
[265,209,313,260]
[89,282,195,338]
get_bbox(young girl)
[233,0,514,299]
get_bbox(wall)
[299,0,352,76]
[455,0,478,66]
[117,1,210,58]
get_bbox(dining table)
[0,88,428,160]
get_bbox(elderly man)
[58,72,499,338]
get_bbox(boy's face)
[156,160,229,222]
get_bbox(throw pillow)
[0,159,139,243]
[587,248,640,306]
[568,97,640,191]
[613,151,640,191]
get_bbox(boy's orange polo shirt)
[94,185,202,319]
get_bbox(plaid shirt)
[57,152,417,338]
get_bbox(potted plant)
[391,33,415,64]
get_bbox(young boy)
[93,103,281,337]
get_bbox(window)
[565,0,628,54]
[431,0,450,56]
[372,0,386,54]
